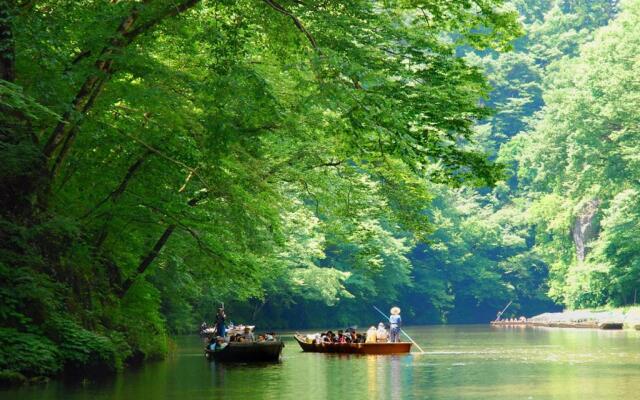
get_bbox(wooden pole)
[373,306,425,353]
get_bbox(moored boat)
[205,340,285,362]
[490,321,527,326]
[294,334,412,355]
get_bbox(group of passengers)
[207,327,277,351]
[203,307,278,351]
[228,328,277,343]
[501,316,527,323]
[495,313,527,323]
[307,306,403,344]
[312,328,365,344]
[310,321,396,345]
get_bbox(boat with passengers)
[202,322,284,363]
[294,334,412,354]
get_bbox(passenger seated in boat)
[209,338,218,350]
[258,334,266,342]
[345,331,353,343]
[376,322,388,342]
[366,326,377,343]
[265,332,276,341]
[324,331,335,343]
[200,322,208,337]
[348,328,359,343]
[355,333,365,343]
[242,327,255,342]
[337,330,347,344]
[209,336,226,351]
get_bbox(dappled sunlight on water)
[4,325,640,399]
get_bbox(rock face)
[572,199,601,261]
[527,309,640,330]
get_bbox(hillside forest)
[1,0,637,382]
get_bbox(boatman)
[389,306,402,343]
[215,307,226,338]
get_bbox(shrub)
[44,318,118,376]
[0,328,61,377]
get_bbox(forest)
[1,0,636,383]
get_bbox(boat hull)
[205,341,284,362]
[294,335,412,355]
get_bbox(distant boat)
[490,321,528,326]
[294,334,412,355]
[205,341,284,362]
[490,320,624,330]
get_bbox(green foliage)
[0,329,60,377]
[591,190,640,306]
[497,0,637,310]
[44,318,118,375]
[115,281,168,361]
[13,0,627,380]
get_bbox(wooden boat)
[490,321,527,326]
[205,341,284,362]
[294,334,412,355]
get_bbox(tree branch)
[262,0,318,50]
[43,0,203,178]
[82,150,152,220]
[122,0,201,41]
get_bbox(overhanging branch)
[262,0,318,50]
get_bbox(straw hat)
[390,306,401,315]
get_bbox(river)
[4,325,640,399]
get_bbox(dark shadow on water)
[206,360,283,370]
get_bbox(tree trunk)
[116,191,207,297]
[42,0,203,178]
[118,223,176,296]
[42,2,146,163]
[0,0,15,82]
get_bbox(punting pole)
[373,306,425,353]
[497,300,513,320]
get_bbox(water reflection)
[390,356,402,400]
[367,354,376,399]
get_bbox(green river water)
[4,325,640,399]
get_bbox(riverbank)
[495,307,640,330]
